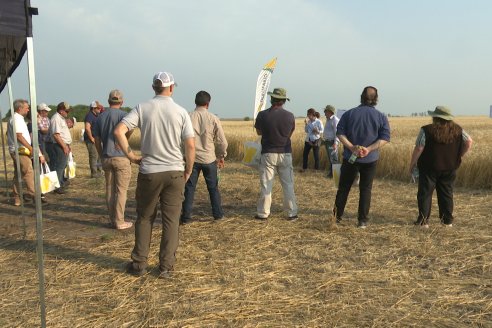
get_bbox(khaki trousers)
[131,171,185,271]
[102,157,132,226]
[10,153,35,200]
[257,153,298,218]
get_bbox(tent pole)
[26,36,47,328]
[0,105,9,197]
[8,78,28,238]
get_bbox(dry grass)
[0,120,491,327]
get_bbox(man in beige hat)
[46,101,73,194]
[409,106,473,228]
[93,90,133,230]
[254,87,298,221]
[322,105,340,178]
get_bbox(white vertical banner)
[253,57,277,122]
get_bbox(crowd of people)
[5,75,473,277]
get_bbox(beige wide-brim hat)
[428,106,454,120]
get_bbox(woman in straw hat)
[409,106,473,228]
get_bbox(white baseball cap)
[37,103,51,112]
[152,71,176,87]
[90,101,98,108]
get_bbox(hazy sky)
[1,0,491,118]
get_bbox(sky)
[1,0,491,118]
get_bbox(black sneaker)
[286,215,298,221]
[180,218,195,225]
[336,217,342,224]
[158,268,174,279]
[125,262,146,276]
[54,187,65,194]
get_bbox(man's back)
[337,105,390,162]
[255,107,295,154]
[190,108,227,164]
[121,95,194,174]
[93,108,127,158]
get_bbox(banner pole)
[0,105,9,197]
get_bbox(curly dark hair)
[428,117,462,144]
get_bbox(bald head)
[360,86,378,106]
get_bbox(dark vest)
[418,124,463,172]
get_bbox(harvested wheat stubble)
[0,124,491,327]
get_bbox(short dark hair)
[195,90,211,106]
[307,108,316,116]
[360,86,378,106]
[270,98,286,106]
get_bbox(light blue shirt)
[304,118,323,142]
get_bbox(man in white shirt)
[7,99,46,205]
[46,102,73,194]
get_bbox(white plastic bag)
[64,152,76,179]
[40,163,60,193]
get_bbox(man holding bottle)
[332,86,390,228]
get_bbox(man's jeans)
[46,143,68,188]
[85,141,100,176]
[181,161,223,220]
[334,159,377,223]
[257,153,298,218]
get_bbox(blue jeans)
[46,143,68,188]
[181,162,223,220]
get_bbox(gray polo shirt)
[121,95,194,174]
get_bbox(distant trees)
[410,112,428,117]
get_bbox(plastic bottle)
[348,151,358,164]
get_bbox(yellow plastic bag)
[242,141,261,169]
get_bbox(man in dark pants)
[333,86,390,228]
[114,71,195,278]
[180,91,228,224]
[46,102,72,194]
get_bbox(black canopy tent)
[0,1,47,327]
[0,0,33,93]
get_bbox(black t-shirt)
[255,107,295,154]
